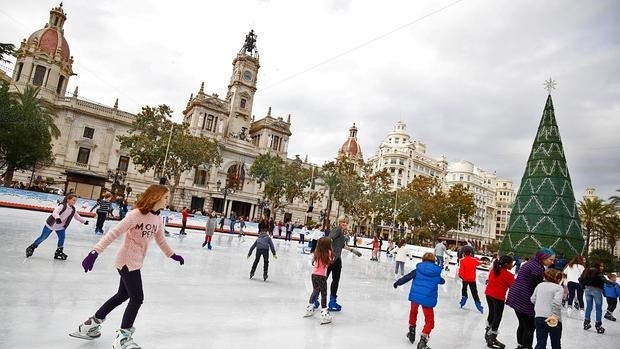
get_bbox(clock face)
[243,70,253,82]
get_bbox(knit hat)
[535,248,555,261]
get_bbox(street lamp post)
[160,123,174,185]
[216,179,235,216]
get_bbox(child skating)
[25,193,89,260]
[393,252,445,348]
[603,272,619,321]
[70,184,185,349]
[90,192,112,234]
[392,239,410,279]
[367,235,380,261]
[304,237,333,324]
[202,210,217,249]
[531,268,564,349]
[459,248,484,313]
[247,230,277,281]
[484,255,514,349]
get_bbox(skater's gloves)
[545,314,559,327]
[170,254,184,265]
[82,250,98,272]
[55,218,62,224]
[393,282,398,289]
[84,221,89,225]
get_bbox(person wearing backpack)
[25,193,89,260]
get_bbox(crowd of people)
[18,189,620,349]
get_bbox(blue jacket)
[395,261,445,307]
[604,281,620,298]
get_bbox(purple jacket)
[506,259,545,316]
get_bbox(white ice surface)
[0,207,617,348]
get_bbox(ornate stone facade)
[368,121,447,190]
[4,4,327,225]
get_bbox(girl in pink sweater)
[71,185,184,349]
[25,193,89,260]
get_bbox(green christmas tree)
[499,93,584,260]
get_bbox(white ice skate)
[69,316,104,340]
[303,304,316,317]
[112,327,141,349]
[320,309,332,325]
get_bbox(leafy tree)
[117,105,221,208]
[0,84,60,185]
[395,177,475,244]
[318,155,358,227]
[0,43,15,64]
[248,153,311,219]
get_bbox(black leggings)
[461,281,481,303]
[486,296,505,332]
[309,274,328,308]
[515,310,535,348]
[95,266,144,329]
[326,257,342,297]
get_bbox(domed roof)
[27,27,70,62]
[24,4,70,63]
[340,138,362,157]
[339,123,363,158]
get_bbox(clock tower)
[226,30,260,137]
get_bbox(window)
[271,135,281,151]
[194,168,207,186]
[253,134,261,146]
[206,114,216,131]
[56,75,65,94]
[394,138,400,144]
[390,158,396,164]
[77,147,90,164]
[117,156,129,172]
[240,98,247,109]
[83,127,95,139]
[15,63,23,82]
[33,65,46,86]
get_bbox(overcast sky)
[2,0,619,200]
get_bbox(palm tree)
[601,213,620,257]
[610,190,620,209]
[578,197,612,257]
[1,85,60,185]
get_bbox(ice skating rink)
[0,207,617,348]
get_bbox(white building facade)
[446,160,497,246]
[495,179,516,241]
[367,121,447,190]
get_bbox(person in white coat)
[392,240,410,278]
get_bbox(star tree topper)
[544,77,557,94]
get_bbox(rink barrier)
[0,201,96,217]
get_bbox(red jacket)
[181,209,191,222]
[485,268,515,301]
[458,256,481,282]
